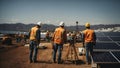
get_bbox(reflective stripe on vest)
[30,26,38,41]
[54,27,64,44]
[83,29,95,42]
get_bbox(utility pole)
[76,21,78,32]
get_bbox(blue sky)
[0,0,120,26]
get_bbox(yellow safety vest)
[83,29,95,43]
[30,26,39,41]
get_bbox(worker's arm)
[93,32,96,45]
[63,30,67,44]
[52,31,55,42]
[28,30,31,39]
[82,32,85,47]
[51,30,56,49]
[36,29,41,44]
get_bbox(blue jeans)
[85,42,93,63]
[53,43,63,63]
[29,41,38,62]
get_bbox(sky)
[0,0,120,26]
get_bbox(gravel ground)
[0,42,91,68]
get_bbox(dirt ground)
[0,41,91,68]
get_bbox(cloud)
[0,18,20,23]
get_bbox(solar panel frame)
[118,42,120,45]
[112,51,120,62]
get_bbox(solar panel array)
[92,52,118,63]
[92,32,120,65]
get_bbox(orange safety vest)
[83,29,95,43]
[53,27,66,44]
[30,26,39,41]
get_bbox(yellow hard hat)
[85,22,90,27]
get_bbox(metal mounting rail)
[110,51,120,63]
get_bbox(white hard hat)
[37,21,42,26]
[59,21,65,26]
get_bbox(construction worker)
[82,22,96,64]
[28,21,42,63]
[52,21,67,64]
[23,32,27,43]
[45,30,50,42]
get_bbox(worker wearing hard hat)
[28,21,42,63]
[82,22,96,64]
[52,21,67,64]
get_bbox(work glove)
[51,41,54,49]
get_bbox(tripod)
[65,39,79,64]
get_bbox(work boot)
[53,58,56,63]
[29,60,32,63]
[33,60,37,63]
[54,61,56,63]
[53,60,56,63]
[86,62,90,65]
[58,60,62,64]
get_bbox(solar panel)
[110,37,120,41]
[93,42,120,51]
[97,37,112,41]
[112,51,120,62]
[96,32,105,37]
[92,52,118,63]
[118,42,120,45]
[92,32,120,67]
[103,32,120,37]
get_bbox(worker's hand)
[51,37,54,41]
[51,41,54,49]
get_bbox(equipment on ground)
[78,47,85,56]
[65,34,79,64]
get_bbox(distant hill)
[0,23,120,32]
[0,23,56,32]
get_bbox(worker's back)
[29,26,38,41]
[53,27,65,44]
[83,29,95,43]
